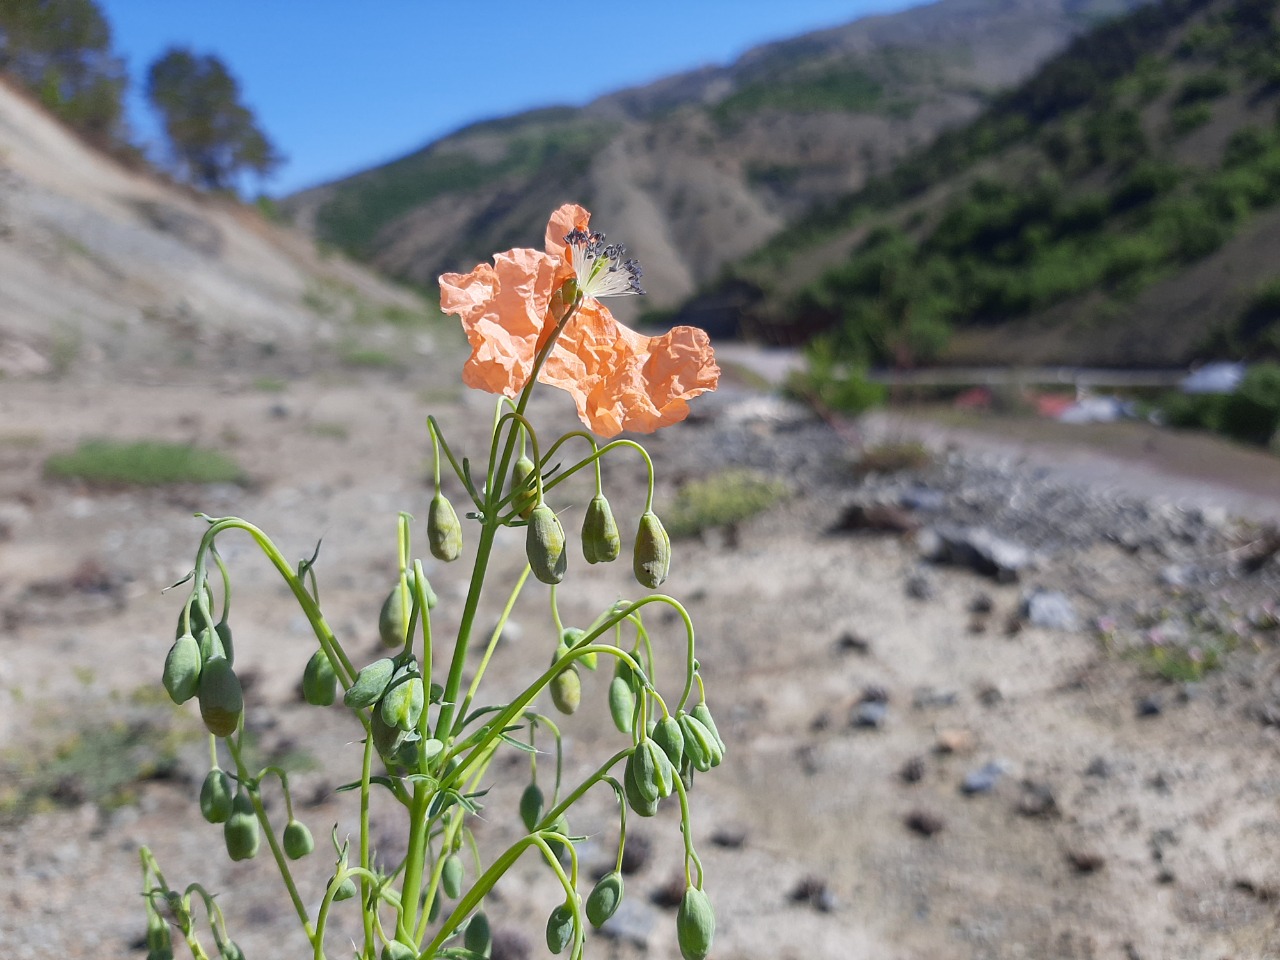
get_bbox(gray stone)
[599,897,657,947]
[961,760,1011,795]
[1021,589,1079,631]
[919,525,1032,582]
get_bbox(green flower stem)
[313,865,381,960]
[193,517,355,686]
[359,731,376,956]
[211,547,233,622]
[538,430,602,491]
[433,518,498,740]
[536,747,632,830]
[539,437,656,512]
[457,564,532,724]
[672,774,704,888]
[441,643,642,793]
[427,416,481,508]
[412,559,435,727]
[225,738,314,941]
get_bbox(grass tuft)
[44,439,245,487]
[665,469,788,538]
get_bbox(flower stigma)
[564,228,645,299]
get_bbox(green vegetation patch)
[0,713,190,823]
[314,121,615,261]
[665,469,789,538]
[44,440,245,486]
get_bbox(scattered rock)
[830,501,920,535]
[859,684,890,704]
[913,686,958,710]
[1136,695,1163,718]
[1066,849,1106,873]
[918,525,1032,582]
[898,486,946,512]
[852,701,888,729]
[976,683,1004,707]
[1016,780,1059,818]
[1020,589,1079,631]
[961,760,1010,795]
[905,571,934,600]
[491,928,532,960]
[899,756,926,784]
[789,875,838,912]
[833,631,871,655]
[935,728,976,755]
[904,809,945,837]
[969,592,994,614]
[1084,756,1112,779]
[649,872,686,909]
[619,833,652,875]
[710,825,748,849]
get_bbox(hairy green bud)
[581,494,621,564]
[379,675,424,732]
[586,871,624,927]
[633,511,671,589]
[442,852,464,899]
[520,782,544,832]
[223,791,259,862]
[198,657,243,738]
[608,676,635,733]
[526,503,567,584]
[550,665,581,715]
[691,702,726,753]
[344,657,395,709]
[162,634,202,704]
[283,819,314,860]
[512,456,537,519]
[380,941,416,960]
[378,575,437,648]
[679,712,719,773]
[428,492,463,562]
[623,752,658,817]
[653,715,685,768]
[302,649,337,706]
[199,767,234,824]
[676,887,716,960]
[464,910,492,956]
[545,903,575,955]
[330,874,357,902]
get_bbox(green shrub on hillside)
[665,470,789,538]
[1219,363,1280,445]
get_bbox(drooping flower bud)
[428,492,463,562]
[381,942,416,960]
[198,657,243,738]
[581,494,621,564]
[223,790,259,861]
[512,456,537,519]
[623,751,658,817]
[442,852,464,899]
[464,910,492,956]
[545,903,575,955]
[608,676,635,733]
[633,511,671,589]
[550,665,581,715]
[378,575,438,649]
[519,782,544,831]
[678,711,719,773]
[586,871,624,927]
[692,702,726,754]
[162,634,202,704]
[526,503,567,584]
[199,767,234,824]
[653,715,685,768]
[329,874,357,902]
[380,675,424,732]
[344,657,395,708]
[283,819,314,859]
[676,887,715,960]
[302,649,337,706]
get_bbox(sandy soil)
[2,356,1280,960]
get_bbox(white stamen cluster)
[564,228,645,298]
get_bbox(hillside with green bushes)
[700,0,1280,368]
[284,0,1143,307]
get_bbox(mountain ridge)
[283,0,1145,317]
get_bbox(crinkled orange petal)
[439,246,559,398]
[544,203,591,262]
[541,300,720,437]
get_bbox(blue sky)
[97,1,926,196]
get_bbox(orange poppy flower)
[439,204,719,437]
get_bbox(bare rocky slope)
[283,0,1144,317]
[0,79,429,383]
